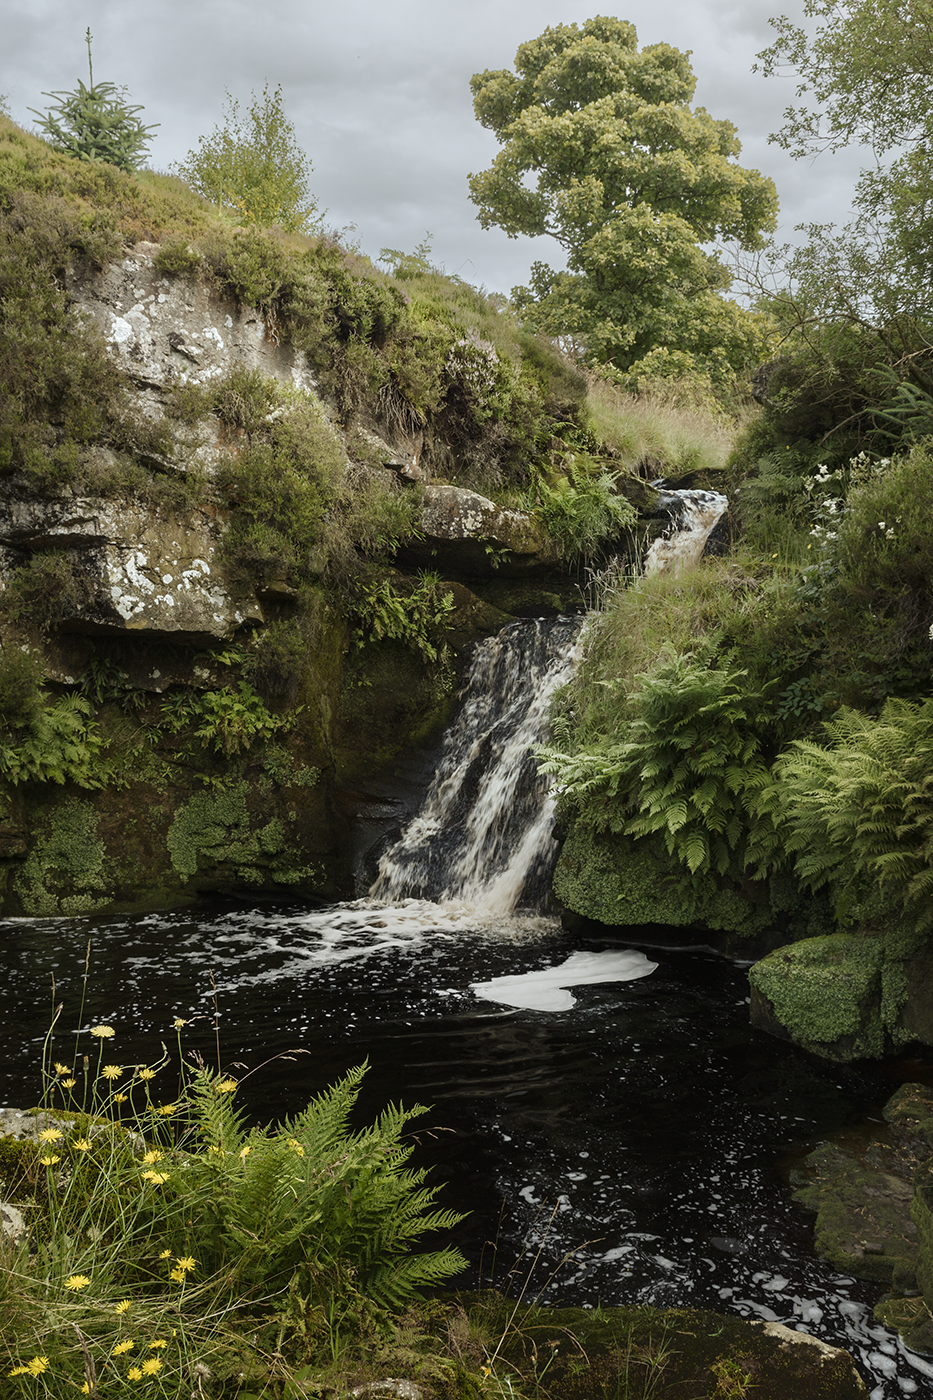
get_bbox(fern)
[162,1065,466,1322]
[539,653,770,877]
[751,697,933,927]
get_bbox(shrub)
[0,1014,466,1397]
[532,454,637,563]
[174,83,318,233]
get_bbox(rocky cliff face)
[0,242,587,916]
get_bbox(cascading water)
[372,616,581,914]
[645,487,727,576]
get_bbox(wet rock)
[404,484,560,576]
[793,1141,920,1288]
[463,1295,868,1399]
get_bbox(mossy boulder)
[749,934,886,1060]
[552,819,826,954]
[750,926,933,1060]
[453,1294,867,1399]
[793,1141,919,1288]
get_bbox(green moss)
[166,780,312,886]
[749,934,885,1057]
[553,820,777,940]
[12,797,111,916]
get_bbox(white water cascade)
[644,487,727,576]
[372,615,582,914]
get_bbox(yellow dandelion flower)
[168,1268,185,1283]
[90,1025,115,1039]
[173,1256,196,1273]
[81,1384,90,1394]
[140,1170,169,1185]
[39,1154,60,1166]
[156,1103,177,1116]
[38,1128,63,1143]
[207,1144,223,1155]
[216,1077,238,1093]
[141,1150,164,1164]
[141,1358,163,1376]
[65,1275,91,1291]
[101,1065,123,1080]
[127,1366,143,1381]
[73,1138,92,1152]
[286,1137,305,1157]
[62,1078,77,1089]
[54,1062,70,1075]
[113,1092,127,1103]
[113,1340,134,1356]
[172,1018,188,1029]
[26,1357,50,1377]
[137,1067,157,1081]
[158,1249,172,1259]
[115,1299,131,1315]
[238,1144,251,1159]
[8,1366,29,1377]
[148,1340,167,1350]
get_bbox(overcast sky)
[2,0,868,296]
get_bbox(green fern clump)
[174,1064,466,1313]
[540,653,769,876]
[750,697,933,930]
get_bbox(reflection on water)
[3,901,933,1398]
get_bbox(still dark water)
[3,902,932,1398]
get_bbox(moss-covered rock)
[793,1141,919,1288]
[749,925,933,1060]
[749,934,886,1060]
[552,819,828,953]
[453,1294,867,1399]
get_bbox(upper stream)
[3,616,932,1398]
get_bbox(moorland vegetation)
[4,2,933,1392]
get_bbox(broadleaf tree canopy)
[468,17,778,389]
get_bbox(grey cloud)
[1,0,870,294]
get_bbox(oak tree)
[468,17,778,387]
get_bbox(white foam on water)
[470,949,658,1011]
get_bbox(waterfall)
[645,488,727,576]
[371,616,581,915]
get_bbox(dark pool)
[3,902,932,1397]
